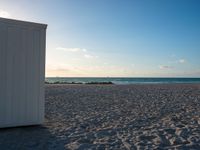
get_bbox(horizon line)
[45,76,200,78]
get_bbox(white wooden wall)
[0,18,47,128]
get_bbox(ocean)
[45,77,200,84]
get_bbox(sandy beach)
[0,84,200,149]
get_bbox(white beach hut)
[0,17,47,128]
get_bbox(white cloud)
[56,47,98,59]
[168,57,187,64]
[84,54,92,58]
[84,54,98,59]
[0,10,10,18]
[56,47,87,52]
[179,59,186,64]
[46,63,87,77]
[82,48,87,52]
[159,65,173,69]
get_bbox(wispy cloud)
[56,47,87,52]
[82,48,87,52]
[159,65,173,69]
[56,47,98,59]
[168,57,187,64]
[0,10,10,18]
[46,64,86,77]
[84,54,98,59]
[179,59,186,64]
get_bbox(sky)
[0,0,200,77]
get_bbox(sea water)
[46,77,200,84]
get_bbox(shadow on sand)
[0,125,66,150]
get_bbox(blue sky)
[1,0,200,77]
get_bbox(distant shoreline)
[45,77,200,85]
[45,81,200,85]
[45,81,114,85]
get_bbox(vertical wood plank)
[38,29,46,123]
[34,30,40,123]
[6,26,15,125]
[26,29,34,124]
[12,27,22,124]
[0,22,7,125]
[20,29,28,123]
